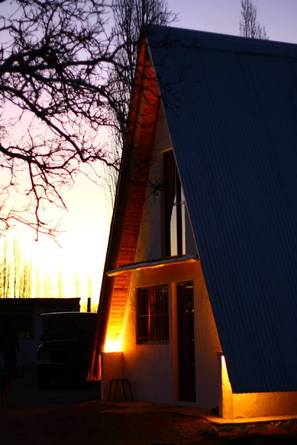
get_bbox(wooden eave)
[89,38,160,378]
[106,255,199,277]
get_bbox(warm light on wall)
[220,354,297,418]
[104,337,123,353]
[103,286,130,353]
[221,355,232,392]
[220,354,234,418]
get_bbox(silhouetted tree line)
[0,238,95,301]
[0,240,32,298]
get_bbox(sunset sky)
[2,0,297,309]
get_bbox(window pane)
[163,150,176,256]
[136,285,169,344]
[137,288,148,315]
[136,288,149,343]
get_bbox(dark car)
[36,312,97,388]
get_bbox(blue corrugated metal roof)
[146,25,297,393]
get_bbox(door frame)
[175,280,196,402]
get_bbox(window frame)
[136,284,169,345]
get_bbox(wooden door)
[177,281,196,402]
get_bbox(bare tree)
[240,0,268,39]
[105,0,177,203]
[0,0,127,237]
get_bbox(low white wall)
[101,352,124,401]
[123,344,174,402]
[219,354,297,418]
[233,391,297,418]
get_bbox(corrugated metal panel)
[147,25,297,393]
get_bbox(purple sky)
[2,0,297,307]
[168,0,297,44]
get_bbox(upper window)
[136,285,169,344]
[163,150,186,256]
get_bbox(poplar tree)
[240,0,268,39]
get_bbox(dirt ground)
[1,367,297,445]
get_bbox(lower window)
[136,285,169,344]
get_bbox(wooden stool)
[108,378,133,401]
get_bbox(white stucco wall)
[100,99,223,408]
[119,262,222,409]
[100,352,124,400]
[135,104,196,262]
[121,269,175,403]
[114,104,222,408]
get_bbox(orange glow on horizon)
[0,174,112,310]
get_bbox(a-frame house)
[90,25,297,418]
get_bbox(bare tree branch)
[0,0,126,237]
[105,0,177,205]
